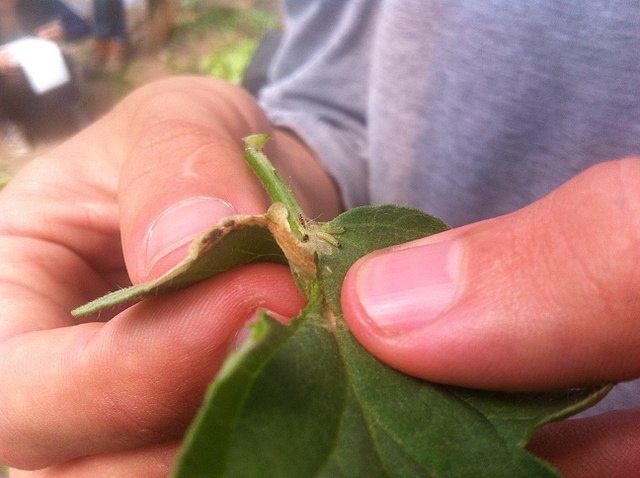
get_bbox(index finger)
[0,263,305,470]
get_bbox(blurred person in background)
[0,0,90,157]
[91,0,128,73]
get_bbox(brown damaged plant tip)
[72,202,325,317]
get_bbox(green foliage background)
[166,1,278,83]
[0,169,10,189]
[89,1,278,115]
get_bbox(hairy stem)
[243,134,306,239]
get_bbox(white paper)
[1,37,70,94]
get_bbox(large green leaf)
[73,209,287,316]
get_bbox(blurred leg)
[0,73,32,157]
[92,0,129,72]
[93,0,128,42]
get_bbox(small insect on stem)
[297,212,344,249]
[315,229,345,248]
[303,224,346,255]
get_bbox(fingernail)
[355,240,462,335]
[143,197,237,277]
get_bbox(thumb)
[342,159,640,390]
[115,78,273,283]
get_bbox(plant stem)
[243,134,306,239]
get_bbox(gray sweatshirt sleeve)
[259,0,380,208]
[259,0,640,418]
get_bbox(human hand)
[36,21,64,42]
[0,49,18,73]
[0,76,340,476]
[341,159,640,477]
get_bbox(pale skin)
[1,77,639,477]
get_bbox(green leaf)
[173,205,610,477]
[317,204,450,313]
[72,212,286,316]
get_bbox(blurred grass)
[0,464,7,477]
[84,0,279,122]
[178,2,276,35]
[199,37,258,84]
[166,2,278,83]
[0,168,11,189]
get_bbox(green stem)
[243,134,306,239]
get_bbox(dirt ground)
[0,0,279,177]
